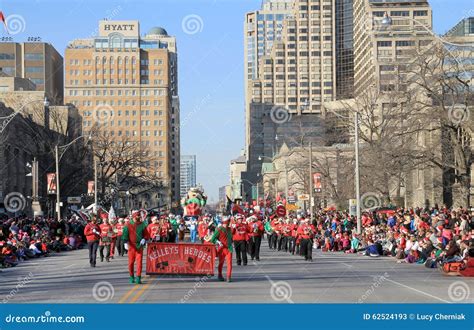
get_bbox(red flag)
[0,11,9,34]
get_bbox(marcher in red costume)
[211,217,233,282]
[123,211,150,284]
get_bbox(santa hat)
[222,217,230,223]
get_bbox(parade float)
[181,186,207,217]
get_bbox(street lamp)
[126,190,131,215]
[54,133,92,222]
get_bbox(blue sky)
[0,0,472,201]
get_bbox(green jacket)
[122,219,148,250]
[211,227,233,253]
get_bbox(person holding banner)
[210,217,233,282]
[123,211,150,284]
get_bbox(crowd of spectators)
[0,216,86,268]
[311,206,474,276]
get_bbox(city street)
[1,244,471,304]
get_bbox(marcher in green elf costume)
[122,210,149,284]
[168,214,178,242]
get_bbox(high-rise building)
[65,20,180,205]
[0,41,64,102]
[353,0,433,96]
[335,0,354,99]
[244,0,345,194]
[446,17,474,38]
[244,0,294,152]
[180,155,196,197]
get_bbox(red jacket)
[147,223,161,240]
[116,223,124,236]
[84,223,100,242]
[198,222,208,239]
[232,223,248,241]
[160,222,170,237]
[248,221,264,237]
[99,223,113,245]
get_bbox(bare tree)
[88,125,165,207]
[399,41,474,207]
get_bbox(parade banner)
[313,173,322,192]
[146,242,216,275]
[46,173,56,195]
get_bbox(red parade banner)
[313,173,322,193]
[46,173,57,195]
[146,242,216,275]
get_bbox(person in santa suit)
[159,217,170,242]
[122,210,150,284]
[147,216,161,242]
[99,218,113,262]
[270,218,281,250]
[248,216,264,261]
[298,219,315,261]
[232,214,249,266]
[210,216,233,282]
[83,216,100,267]
[115,218,125,256]
[289,218,298,255]
[281,218,292,252]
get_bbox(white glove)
[140,238,146,246]
[124,243,129,250]
[93,229,99,235]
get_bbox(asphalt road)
[1,242,473,304]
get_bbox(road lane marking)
[130,282,151,303]
[384,278,450,303]
[62,264,76,269]
[118,284,140,303]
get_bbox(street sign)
[298,194,309,201]
[67,197,82,204]
[287,196,296,204]
[286,204,298,211]
[349,199,357,216]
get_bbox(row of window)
[68,78,167,85]
[69,58,164,66]
[68,88,166,96]
[96,119,165,127]
[82,109,165,117]
[68,99,166,108]
[373,10,428,18]
[378,40,418,47]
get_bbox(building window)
[25,53,44,60]
[25,66,44,73]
